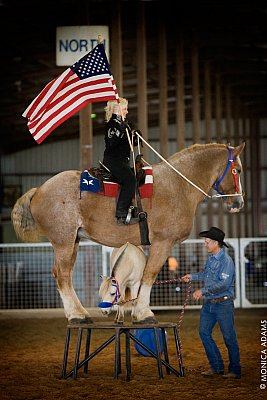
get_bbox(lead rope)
[154,277,191,372]
[111,278,200,374]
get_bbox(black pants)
[103,156,136,217]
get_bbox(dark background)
[1,0,267,154]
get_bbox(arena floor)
[0,308,266,400]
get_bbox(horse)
[11,142,245,323]
[98,242,147,324]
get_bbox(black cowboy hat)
[199,226,229,247]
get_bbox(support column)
[191,40,201,236]
[204,61,213,228]
[80,105,92,170]
[111,0,123,95]
[159,22,168,158]
[225,85,233,144]
[137,2,148,158]
[191,41,200,144]
[215,73,223,232]
[176,38,185,151]
[204,61,212,143]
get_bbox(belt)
[208,296,232,304]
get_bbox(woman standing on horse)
[103,97,141,225]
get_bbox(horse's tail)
[11,188,41,242]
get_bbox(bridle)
[213,146,240,199]
[98,276,121,309]
[110,277,121,304]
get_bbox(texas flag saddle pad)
[80,166,153,199]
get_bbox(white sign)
[56,26,109,66]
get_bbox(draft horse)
[11,142,245,323]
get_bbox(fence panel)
[240,238,267,307]
[0,238,251,310]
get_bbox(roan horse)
[11,142,245,323]
[99,242,147,324]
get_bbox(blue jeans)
[199,299,241,375]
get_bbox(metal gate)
[0,239,266,310]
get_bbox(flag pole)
[98,34,134,154]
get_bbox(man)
[103,98,141,225]
[181,226,241,379]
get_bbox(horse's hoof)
[114,320,124,325]
[69,317,93,324]
[133,317,158,325]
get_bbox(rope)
[154,279,191,324]
[177,280,191,332]
[134,131,243,199]
[154,278,191,372]
[134,131,211,197]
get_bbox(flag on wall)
[22,43,119,144]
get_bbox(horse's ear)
[100,275,107,281]
[233,142,245,157]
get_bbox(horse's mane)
[99,244,132,297]
[167,142,227,163]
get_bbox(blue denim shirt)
[190,249,235,299]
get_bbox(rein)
[134,132,242,199]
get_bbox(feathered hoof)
[69,316,93,324]
[133,317,158,325]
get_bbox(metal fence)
[0,239,266,310]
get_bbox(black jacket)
[103,114,137,159]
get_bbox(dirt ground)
[0,308,266,400]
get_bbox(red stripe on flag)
[22,43,119,144]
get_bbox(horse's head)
[98,276,120,315]
[214,143,245,213]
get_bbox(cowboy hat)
[199,226,229,247]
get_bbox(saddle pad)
[80,170,100,192]
[80,166,153,199]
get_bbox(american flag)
[22,43,119,144]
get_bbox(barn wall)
[1,119,267,242]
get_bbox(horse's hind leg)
[52,241,92,323]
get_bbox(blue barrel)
[133,328,167,357]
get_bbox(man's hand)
[193,289,203,301]
[180,274,191,283]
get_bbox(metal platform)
[61,322,185,381]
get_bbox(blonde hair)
[104,97,128,122]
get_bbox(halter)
[110,277,121,304]
[98,276,121,309]
[214,147,239,197]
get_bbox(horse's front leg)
[53,242,92,323]
[131,282,142,322]
[115,289,125,324]
[134,239,174,323]
[115,305,124,325]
